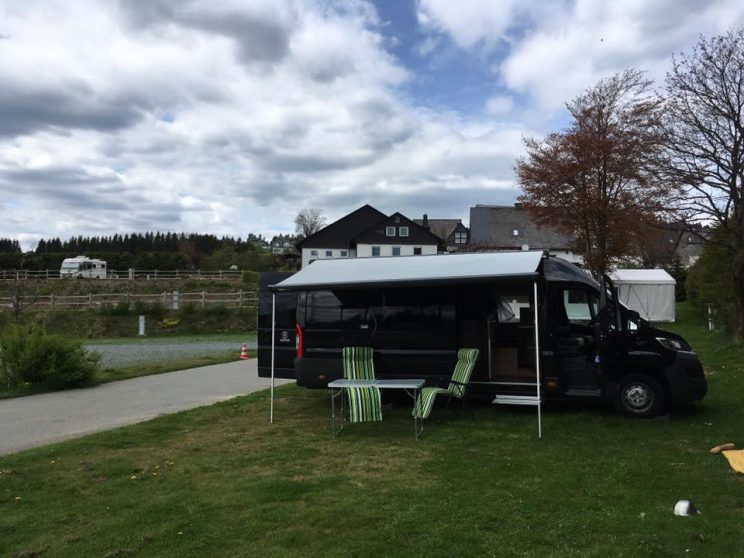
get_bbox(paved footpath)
[0,360,291,456]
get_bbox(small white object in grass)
[674,500,699,516]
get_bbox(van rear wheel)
[616,374,664,418]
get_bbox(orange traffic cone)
[239,343,249,360]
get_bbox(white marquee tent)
[609,269,676,322]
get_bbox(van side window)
[305,291,342,328]
[563,289,597,325]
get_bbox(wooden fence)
[0,269,245,281]
[0,290,258,312]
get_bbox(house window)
[392,247,401,256]
[513,229,519,236]
[386,226,396,237]
[399,226,409,237]
[372,246,381,257]
[310,250,318,256]
[414,247,422,255]
[325,250,332,257]
[454,232,467,244]
[340,250,348,257]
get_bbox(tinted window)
[258,291,298,328]
[563,289,598,325]
[383,288,455,329]
[305,290,383,329]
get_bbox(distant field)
[0,276,251,295]
[1,302,742,557]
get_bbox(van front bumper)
[662,351,707,404]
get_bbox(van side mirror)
[626,309,641,332]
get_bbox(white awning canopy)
[270,250,544,291]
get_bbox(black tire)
[616,374,665,418]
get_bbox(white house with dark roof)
[297,205,440,268]
[469,203,583,264]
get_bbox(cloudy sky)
[2,0,744,249]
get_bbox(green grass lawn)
[1,303,743,557]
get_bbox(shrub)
[0,325,99,388]
[242,270,259,285]
[98,301,132,316]
[204,304,229,318]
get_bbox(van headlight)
[656,337,684,351]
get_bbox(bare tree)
[8,274,40,322]
[294,208,326,239]
[664,28,744,340]
[516,69,671,277]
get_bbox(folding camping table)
[328,378,425,439]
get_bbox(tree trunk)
[733,249,744,343]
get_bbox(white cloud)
[484,95,514,117]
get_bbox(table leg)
[414,387,423,440]
[331,388,345,438]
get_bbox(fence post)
[154,269,158,280]
[238,289,242,308]
[172,291,180,310]
[89,293,93,308]
[201,290,206,307]
[50,293,55,310]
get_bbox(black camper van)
[258,252,706,417]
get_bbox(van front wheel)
[616,375,664,418]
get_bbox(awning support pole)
[270,291,276,424]
[533,281,542,439]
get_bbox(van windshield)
[61,263,80,270]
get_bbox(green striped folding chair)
[342,346,375,380]
[338,347,382,432]
[346,386,383,423]
[413,348,479,421]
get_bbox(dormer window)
[399,226,409,237]
[386,226,396,237]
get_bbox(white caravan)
[60,256,107,279]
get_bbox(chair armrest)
[448,380,468,387]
